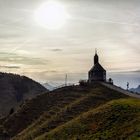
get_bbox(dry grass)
[7,83,130,140]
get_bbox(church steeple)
[94,49,99,65]
[89,49,106,82]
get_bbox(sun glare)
[35,1,68,29]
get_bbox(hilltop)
[1,83,139,140]
[0,72,47,117]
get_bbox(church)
[88,50,106,83]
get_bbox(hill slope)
[1,83,129,139]
[1,83,140,140]
[38,98,140,140]
[0,72,47,117]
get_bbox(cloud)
[0,0,139,83]
[0,65,20,69]
[50,49,63,52]
[0,52,49,66]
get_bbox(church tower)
[88,50,106,83]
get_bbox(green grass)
[10,84,129,140]
[35,98,140,140]
[3,85,88,137]
[2,83,139,140]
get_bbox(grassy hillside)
[37,98,140,140]
[0,72,47,117]
[2,83,133,140]
[1,83,139,140]
[3,85,89,137]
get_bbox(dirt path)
[100,82,140,99]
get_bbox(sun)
[35,1,68,29]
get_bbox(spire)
[94,49,99,65]
[95,48,97,54]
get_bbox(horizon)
[41,71,140,89]
[0,0,140,87]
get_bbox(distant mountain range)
[43,83,54,91]
[0,72,48,117]
[130,85,140,93]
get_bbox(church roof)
[89,63,106,72]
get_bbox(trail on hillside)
[100,82,140,99]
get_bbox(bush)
[79,80,88,87]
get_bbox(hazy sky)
[0,0,140,83]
